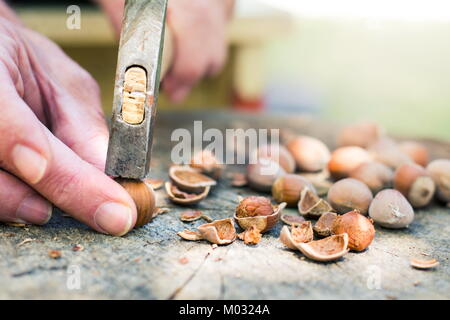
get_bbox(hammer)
[105,0,172,228]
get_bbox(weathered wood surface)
[0,111,449,300]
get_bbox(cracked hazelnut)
[350,161,393,194]
[426,159,450,204]
[287,136,331,172]
[368,189,414,228]
[337,121,382,148]
[247,159,286,192]
[272,174,315,207]
[399,141,429,167]
[331,210,375,251]
[328,146,372,180]
[177,218,236,245]
[394,163,435,208]
[280,221,314,250]
[327,178,373,214]
[238,225,262,245]
[236,196,274,218]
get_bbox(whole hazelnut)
[327,178,373,215]
[426,159,450,204]
[399,141,429,167]
[368,137,412,169]
[369,189,414,229]
[247,159,286,192]
[331,210,375,251]
[394,163,435,208]
[328,146,372,180]
[272,174,315,207]
[236,196,274,218]
[337,121,382,148]
[350,161,393,194]
[255,144,296,173]
[287,136,331,172]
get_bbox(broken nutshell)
[238,225,262,245]
[177,218,236,245]
[296,234,349,262]
[280,214,306,226]
[410,258,439,270]
[298,187,333,219]
[179,210,210,222]
[169,165,217,194]
[165,181,210,205]
[313,212,337,237]
[279,221,313,250]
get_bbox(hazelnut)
[394,163,435,208]
[349,161,393,194]
[287,136,331,172]
[247,159,286,192]
[272,174,315,207]
[426,159,450,204]
[328,146,372,180]
[331,210,375,251]
[368,189,414,229]
[313,212,337,237]
[368,137,412,169]
[190,150,223,179]
[399,141,429,167]
[116,178,156,227]
[337,121,382,148]
[327,178,373,215]
[235,196,274,218]
[255,144,296,173]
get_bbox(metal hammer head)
[106,0,168,180]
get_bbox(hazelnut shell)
[313,212,337,237]
[169,165,216,193]
[165,181,210,205]
[234,201,286,233]
[297,234,349,262]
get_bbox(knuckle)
[43,166,84,207]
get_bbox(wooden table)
[0,111,448,299]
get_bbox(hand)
[0,18,137,235]
[98,0,234,103]
[163,0,233,102]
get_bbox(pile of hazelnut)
[174,122,449,265]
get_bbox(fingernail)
[12,144,47,184]
[16,194,52,225]
[94,202,133,236]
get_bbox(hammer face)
[106,0,167,180]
